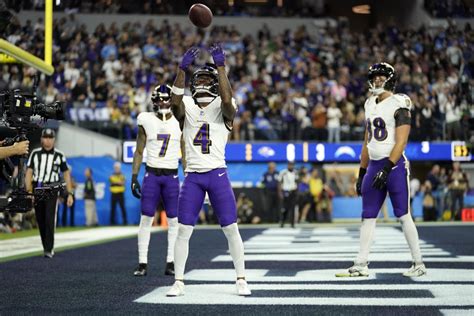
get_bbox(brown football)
[188,3,213,28]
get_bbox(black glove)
[372,160,395,190]
[131,174,141,199]
[356,167,367,196]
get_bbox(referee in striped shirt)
[25,128,74,258]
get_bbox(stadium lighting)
[352,4,370,14]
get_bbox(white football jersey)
[364,93,412,160]
[137,112,182,169]
[182,95,236,172]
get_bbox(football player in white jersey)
[165,44,251,296]
[131,84,181,277]
[336,63,426,278]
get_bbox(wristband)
[171,86,184,95]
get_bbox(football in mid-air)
[188,3,213,28]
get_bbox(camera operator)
[25,128,74,258]
[0,139,29,158]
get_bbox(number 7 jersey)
[137,112,182,169]
[182,95,235,172]
[364,93,412,160]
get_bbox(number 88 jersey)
[364,93,412,160]
[182,95,236,173]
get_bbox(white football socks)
[355,218,377,265]
[137,215,154,264]
[173,224,194,280]
[166,217,179,263]
[222,223,246,278]
[400,214,423,264]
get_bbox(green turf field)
[0,227,91,240]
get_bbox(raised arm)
[209,43,236,121]
[171,47,200,121]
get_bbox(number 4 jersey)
[137,112,182,169]
[182,95,236,173]
[365,93,412,160]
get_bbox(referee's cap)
[41,128,56,138]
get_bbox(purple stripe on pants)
[178,168,237,227]
[140,172,179,218]
[361,156,410,218]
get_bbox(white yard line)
[0,226,163,259]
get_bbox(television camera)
[0,75,66,212]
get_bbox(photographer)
[25,128,74,258]
[0,139,29,158]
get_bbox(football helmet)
[368,62,397,95]
[151,84,172,115]
[190,63,219,103]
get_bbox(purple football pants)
[362,155,411,219]
[141,172,179,218]
[178,168,237,227]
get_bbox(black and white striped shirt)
[27,147,69,185]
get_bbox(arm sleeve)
[394,108,411,127]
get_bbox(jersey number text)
[193,123,212,154]
[367,117,388,142]
[157,134,171,157]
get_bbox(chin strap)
[368,79,387,96]
[157,108,171,120]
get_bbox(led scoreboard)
[122,141,472,163]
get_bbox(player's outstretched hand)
[131,175,141,199]
[179,47,200,71]
[356,167,366,196]
[208,43,225,67]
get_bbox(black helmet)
[151,84,171,113]
[190,63,219,101]
[368,62,397,92]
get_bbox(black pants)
[280,190,297,227]
[35,196,58,253]
[450,189,464,220]
[62,200,75,227]
[110,193,127,225]
[264,189,281,222]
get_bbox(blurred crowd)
[11,0,325,17]
[1,13,473,141]
[424,0,473,18]
[416,162,470,221]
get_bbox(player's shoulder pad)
[182,95,195,107]
[393,93,412,110]
[137,111,151,126]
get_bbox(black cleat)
[134,263,147,276]
[164,262,175,276]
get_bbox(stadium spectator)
[278,161,298,228]
[309,168,324,221]
[2,15,471,142]
[84,167,98,226]
[422,181,437,221]
[297,166,312,223]
[109,162,127,225]
[236,193,259,224]
[326,99,342,143]
[447,162,469,221]
[60,165,77,227]
[261,162,280,222]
